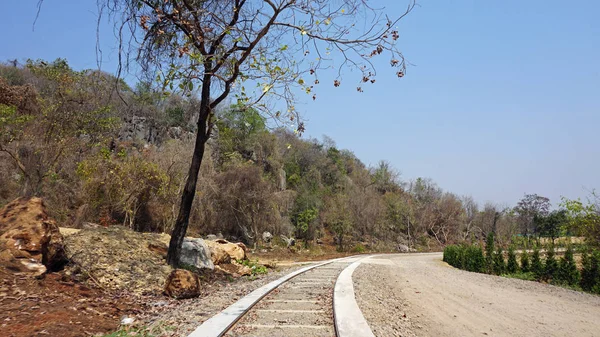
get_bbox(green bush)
[504,271,536,281]
[544,245,559,282]
[443,244,484,273]
[557,246,580,286]
[493,247,506,275]
[531,247,544,280]
[443,245,462,268]
[463,245,485,273]
[240,259,268,275]
[520,251,530,273]
[580,250,600,293]
[445,243,600,296]
[352,243,366,253]
[507,246,519,274]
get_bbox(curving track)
[189,256,372,337]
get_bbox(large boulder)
[205,239,247,263]
[164,269,201,299]
[180,238,214,271]
[205,241,231,265]
[0,197,68,276]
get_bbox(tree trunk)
[166,81,211,267]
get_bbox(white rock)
[121,316,135,325]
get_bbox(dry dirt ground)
[354,253,600,337]
[0,267,144,336]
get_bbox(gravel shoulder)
[354,253,600,337]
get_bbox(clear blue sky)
[1,0,599,207]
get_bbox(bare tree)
[474,202,503,239]
[460,195,478,241]
[87,0,416,265]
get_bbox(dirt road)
[353,253,600,337]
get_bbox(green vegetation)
[557,246,580,286]
[443,244,485,273]
[503,271,536,281]
[543,245,558,282]
[507,246,519,274]
[240,259,268,275]
[562,197,600,246]
[520,251,530,273]
[102,323,173,337]
[443,245,462,267]
[352,243,367,253]
[485,233,495,274]
[580,250,600,293]
[1,57,599,258]
[444,243,600,294]
[530,247,544,280]
[493,247,506,275]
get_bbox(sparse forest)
[2,1,599,336]
[2,59,598,253]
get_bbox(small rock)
[152,300,169,307]
[398,244,410,253]
[120,316,135,325]
[262,232,273,243]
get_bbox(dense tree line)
[1,59,599,251]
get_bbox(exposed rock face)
[118,116,161,144]
[0,197,68,275]
[164,269,201,299]
[166,126,194,141]
[180,238,214,271]
[118,117,194,145]
[278,168,287,191]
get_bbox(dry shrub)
[209,165,281,244]
[0,77,39,114]
[76,150,173,232]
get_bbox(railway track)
[189,256,373,337]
